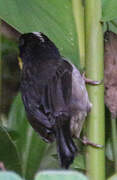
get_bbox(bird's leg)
[79,136,103,148]
[0,162,6,171]
[82,72,103,85]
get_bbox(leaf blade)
[0,0,80,66]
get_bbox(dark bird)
[18,32,91,169]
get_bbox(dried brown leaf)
[104,31,117,118]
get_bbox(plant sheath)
[0,20,2,117]
[111,115,117,172]
[85,0,105,180]
[72,0,85,69]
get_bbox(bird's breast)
[70,63,92,138]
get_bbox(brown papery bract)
[104,31,117,118]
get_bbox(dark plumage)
[18,32,91,168]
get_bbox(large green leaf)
[108,173,117,180]
[8,94,49,179]
[0,0,80,67]
[39,143,59,170]
[0,171,23,180]
[71,154,85,170]
[0,126,21,174]
[35,171,88,180]
[106,138,114,161]
[102,0,117,22]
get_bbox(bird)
[18,32,92,169]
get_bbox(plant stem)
[111,115,117,172]
[72,0,85,69]
[85,1,105,180]
[0,20,2,119]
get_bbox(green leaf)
[71,154,85,170]
[8,94,55,179]
[0,126,21,173]
[106,138,114,161]
[39,143,59,170]
[108,21,117,34]
[35,171,88,180]
[0,0,80,67]
[108,173,117,180]
[2,35,18,55]
[0,171,23,180]
[102,0,117,22]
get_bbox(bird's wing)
[44,59,73,114]
[47,60,77,168]
[21,59,73,144]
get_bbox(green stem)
[72,0,85,69]
[85,1,105,180]
[111,115,117,172]
[0,20,2,118]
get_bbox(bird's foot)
[82,72,103,85]
[79,136,103,148]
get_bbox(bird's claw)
[82,72,103,85]
[79,136,104,148]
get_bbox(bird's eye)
[19,38,25,47]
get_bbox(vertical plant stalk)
[85,1,105,180]
[72,0,85,69]
[0,20,2,119]
[111,115,117,172]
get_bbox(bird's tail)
[55,114,77,169]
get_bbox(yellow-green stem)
[111,116,117,172]
[0,21,2,118]
[72,0,85,69]
[85,1,105,180]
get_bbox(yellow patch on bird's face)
[18,57,23,70]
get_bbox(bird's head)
[18,32,60,69]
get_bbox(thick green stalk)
[85,1,105,180]
[72,0,85,69]
[0,21,2,118]
[111,116,117,172]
